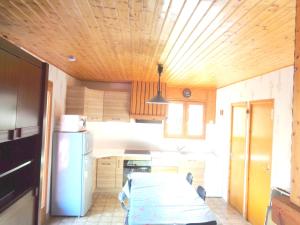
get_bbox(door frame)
[39,80,53,225]
[228,99,274,220]
[246,99,274,223]
[228,102,249,216]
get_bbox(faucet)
[176,145,186,153]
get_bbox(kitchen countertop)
[92,148,209,161]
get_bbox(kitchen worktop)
[92,148,210,161]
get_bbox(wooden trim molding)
[291,0,300,207]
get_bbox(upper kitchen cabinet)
[103,91,130,122]
[15,59,42,129]
[0,39,45,142]
[66,86,104,121]
[130,81,167,120]
[0,49,19,132]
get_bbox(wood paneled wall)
[130,82,216,123]
[291,0,300,207]
[130,81,167,120]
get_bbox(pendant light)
[146,64,168,104]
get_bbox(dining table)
[123,173,217,225]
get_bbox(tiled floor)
[47,193,251,225]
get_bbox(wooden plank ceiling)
[0,0,295,87]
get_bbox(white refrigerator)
[51,131,93,216]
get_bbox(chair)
[196,185,206,201]
[118,191,129,225]
[186,172,193,185]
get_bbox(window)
[164,102,205,139]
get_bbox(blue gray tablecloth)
[123,173,217,225]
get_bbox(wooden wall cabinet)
[103,91,130,122]
[0,38,48,225]
[66,86,104,121]
[0,46,43,143]
[66,87,130,122]
[130,81,167,120]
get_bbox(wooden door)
[39,81,53,225]
[229,104,247,214]
[247,101,273,225]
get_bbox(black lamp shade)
[146,92,168,104]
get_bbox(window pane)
[166,103,183,136]
[187,104,204,136]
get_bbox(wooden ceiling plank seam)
[60,1,110,80]
[201,4,294,73]
[115,0,132,81]
[170,0,292,82]
[73,0,112,76]
[167,0,256,77]
[200,0,293,64]
[160,0,216,71]
[87,0,123,80]
[140,0,160,81]
[164,0,230,70]
[221,24,294,69]
[167,0,281,80]
[0,1,31,26]
[0,1,87,76]
[144,0,187,83]
[177,0,286,75]
[139,0,159,79]
[41,0,103,78]
[88,0,124,80]
[159,0,201,64]
[166,0,245,76]
[142,0,174,81]
[142,0,171,81]
[111,0,129,80]
[131,0,145,80]
[206,3,294,70]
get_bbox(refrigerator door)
[81,152,93,216]
[51,132,83,216]
[83,131,93,155]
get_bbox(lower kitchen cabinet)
[96,157,124,192]
[96,156,205,193]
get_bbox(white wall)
[48,65,81,128]
[46,65,80,214]
[215,66,294,200]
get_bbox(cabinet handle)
[15,128,22,138]
[101,162,111,166]
[8,130,15,140]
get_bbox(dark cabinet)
[0,48,42,142]
[0,38,47,225]
[16,59,42,129]
[0,49,18,131]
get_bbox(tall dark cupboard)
[0,37,48,225]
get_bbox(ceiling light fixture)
[146,64,168,104]
[68,55,76,62]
